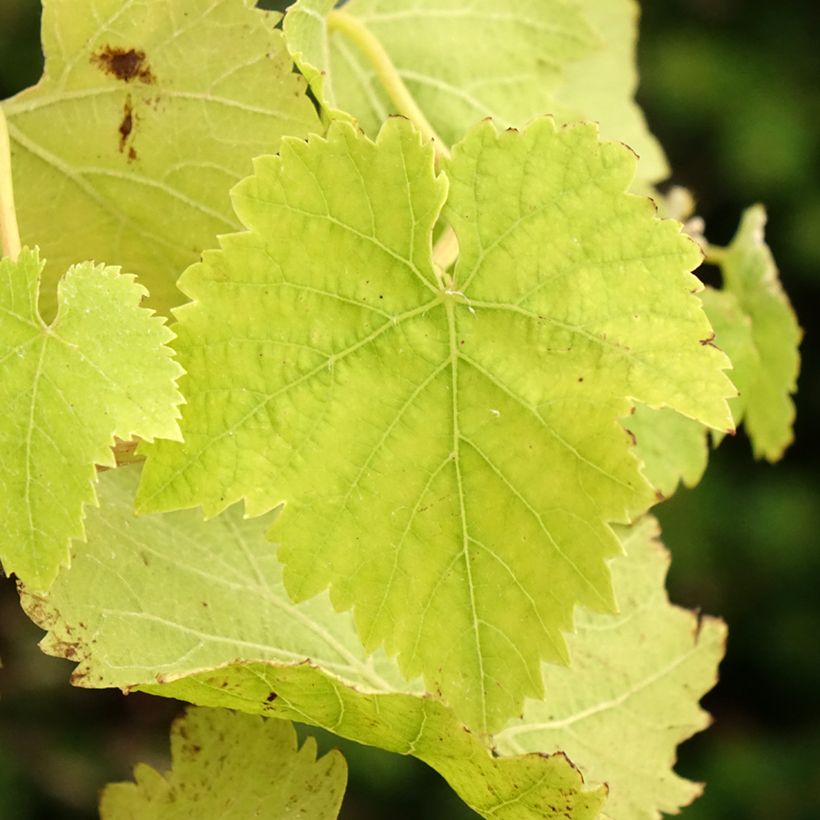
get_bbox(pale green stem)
[327,10,451,162]
[0,104,21,261]
[704,243,728,266]
[326,10,457,277]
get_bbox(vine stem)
[704,243,728,265]
[0,104,21,261]
[327,10,458,277]
[327,10,451,162]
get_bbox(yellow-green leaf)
[496,518,727,820]
[3,0,320,316]
[100,708,347,820]
[137,117,733,731]
[0,248,182,589]
[26,465,605,820]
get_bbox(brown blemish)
[92,46,155,83]
[118,97,138,162]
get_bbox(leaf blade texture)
[495,517,727,820]
[100,708,347,820]
[3,0,321,316]
[138,116,733,731]
[283,0,667,182]
[0,248,182,589]
[27,465,605,820]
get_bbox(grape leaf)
[137,116,733,731]
[283,0,667,182]
[707,206,801,460]
[2,0,320,317]
[628,405,709,499]
[100,708,346,820]
[0,248,182,590]
[495,517,727,820]
[554,0,669,185]
[25,465,605,820]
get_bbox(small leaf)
[708,206,801,460]
[25,466,605,820]
[495,517,727,820]
[0,248,182,589]
[3,0,320,316]
[100,708,346,820]
[628,405,709,499]
[138,117,733,731]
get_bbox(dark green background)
[1,1,818,817]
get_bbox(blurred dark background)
[0,0,817,817]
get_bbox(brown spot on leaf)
[117,98,139,162]
[119,101,133,149]
[92,46,155,83]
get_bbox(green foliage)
[496,518,726,819]
[137,114,733,732]
[0,0,803,817]
[27,466,604,819]
[100,708,347,819]
[0,248,182,589]
[2,0,319,315]
[706,206,801,460]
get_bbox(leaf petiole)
[327,9,451,162]
[0,104,21,261]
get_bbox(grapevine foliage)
[0,1,802,818]
[100,707,347,819]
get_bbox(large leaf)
[496,517,727,820]
[0,248,182,589]
[555,0,668,185]
[137,117,733,731]
[283,0,667,181]
[25,465,605,820]
[2,0,320,317]
[707,206,801,460]
[100,708,346,820]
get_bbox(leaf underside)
[137,116,733,731]
[26,466,605,820]
[0,248,182,590]
[496,518,727,820]
[3,0,320,316]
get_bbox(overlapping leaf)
[706,206,801,460]
[136,117,732,731]
[496,518,727,820]
[0,248,182,589]
[628,405,708,499]
[555,0,668,185]
[100,708,346,820]
[2,0,320,316]
[25,466,605,820]
[284,0,667,181]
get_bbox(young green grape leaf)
[283,0,667,182]
[495,517,727,820]
[707,207,801,460]
[100,708,346,820]
[0,248,182,590]
[137,116,733,731]
[25,466,605,820]
[627,405,709,499]
[2,0,320,317]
